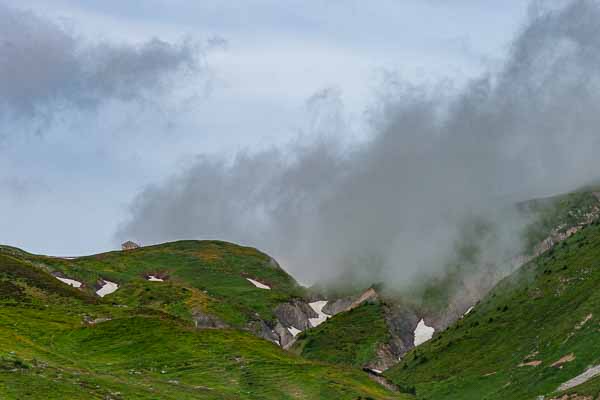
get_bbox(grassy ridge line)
[8,240,307,327]
[385,220,600,399]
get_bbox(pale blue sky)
[0,0,531,255]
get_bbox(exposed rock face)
[274,322,294,348]
[192,311,228,329]
[323,287,380,316]
[248,320,279,343]
[248,299,321,348]
[380,303,420,365]
[366,342,404,371]
[322,296,355,316]
[514,199,600,269]
[274,300,318,331]
[349,288,379,310]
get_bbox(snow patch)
[96,280,119,297]
[147,275,164,282]
[246,278,270,290]
[558,364,600,391]
[414,319,435,346]
[288,326,302,337]
[463,306,474,317]
[56,277,82,288]
[309,300,330,327]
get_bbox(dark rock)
[274,300,318,331]
[248,319,279,344]
[322,296,354,315]
[274,322,294,348]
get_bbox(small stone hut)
[121,241,140,251]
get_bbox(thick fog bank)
[118,1,600,286]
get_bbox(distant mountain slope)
[0,243,407,399]
[385,219,600,399]
[296,190,600,377]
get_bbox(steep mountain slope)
[292,292,421,372]
[292,302,390,368]
[297,190,600,375]
[0,246,407,399]
[385,220,600,399]
[1,240,324,346]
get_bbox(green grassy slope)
[3,240,306,327]
[292,303,390,368]
[0,248,408,399]
[520,190,600,251]
[385,221,600,400]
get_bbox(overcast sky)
[0,1,532,257]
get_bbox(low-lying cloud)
[0,4,201,128]
[118,0,600,286]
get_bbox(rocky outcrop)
[274,322,295,348]
[248,299,322,348]
[323,287,380,316]
[274,300,318,331]
[322,296,355,315]
[385,304,419,349]
[365,342,405,371]
[248,319,279,344]
[349,288,379,310]
[514,199,600,269]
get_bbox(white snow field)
[414,319,435,346]
[308,300,331,327]
[147,275,164,282]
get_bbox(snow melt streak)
[414,319,435,346]
[96,281,119,297]
[558,364,600,391]
[56,277,82,288]
[308,300,330,327]
[246,278,270,290]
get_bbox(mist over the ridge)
[118,1,600,286]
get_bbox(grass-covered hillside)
[2,240,306,328]
[0,244,407,399]
[520,190,600,252]
[385,219,600,400]
[292,302,390,368]
[289,190,600,378]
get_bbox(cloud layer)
[119,0,600,286]
[0,4,201,127]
